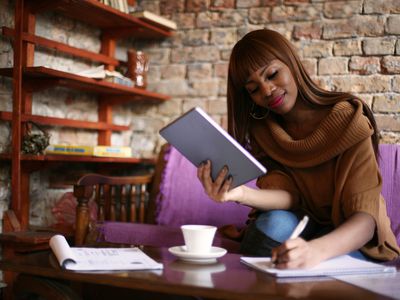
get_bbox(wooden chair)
[74,173,153,246]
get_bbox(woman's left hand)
[271,238,323,269]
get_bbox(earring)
[250,102,270,120]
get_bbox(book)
[46,145,132,158]
[93,146,132,158]
[240,255,397,278]
[130,10,177,31]
[46,145,94,156]
[159,107,267,188]
[49,235,163,271]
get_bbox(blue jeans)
[240,210,367,260]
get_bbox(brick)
[186,0,210,12]
[215,10,246,27]
[323,1,361,19]
[373,94,400,113]
[293,22,322,40]
[323,16,385,39]
[189,79,220,96]
[146,48,171,65]
[181,29,210,46]
[393,76,400,93]
[248,7,271,24]
[363,38,396,55]
[197,12,217,28]
[171,46,220,63]
[333,40,362,56]
[397,41,400,55]
[157,99,184,116]
[349,56,381,75]
[386,16,400,35]
[187,63,213,79]
[284,0,310,3]
[175,13,196,29]
[319,57,348,75]
[182,98,208,112]
[301,58,317,76]
[210,0,235,9]
[208,99,227,114]
[220,48,232,61]
[364,0,400,14]
[271,4,321,22]
[375,114,400,132]
[301,41,333,58]
[381,56,400,74]
[210,28,238,46]
[160,64,186,79]
[260,0,280,5]
[330,75,391,93]
[160,0,185,14]
[149,79,190,96]
[214,62,229,77]
[218,78,227,95]
[236,0,260,8]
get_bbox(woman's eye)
[267,71,278,80]
[248,87,258,94]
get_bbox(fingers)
[197,161,232,201]
[272,238,307,269]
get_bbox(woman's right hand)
[197,160,244,203]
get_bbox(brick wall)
[0,0,399,228]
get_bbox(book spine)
[93,146,132,158]
[46,145,94,156]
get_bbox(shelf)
[0,67,170,103]
[29,0,173,39]
[0,111,129,131]
[0,153,153,163]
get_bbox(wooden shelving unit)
[0,0,173,251]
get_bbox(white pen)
[289,215,309,240]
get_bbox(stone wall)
[0,0,399,228]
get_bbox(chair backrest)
[74,173,152,246]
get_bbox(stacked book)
[99,0,129,13]
[130,11,177,31]
[46,145,132,158]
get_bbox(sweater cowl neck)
[251,100,374,168]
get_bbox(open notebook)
[240,255,396,278]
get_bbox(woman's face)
[245,59,298,115]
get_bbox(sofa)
[93,144,400,259]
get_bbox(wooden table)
[0,246,394,300]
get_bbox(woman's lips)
[268,94,284,109]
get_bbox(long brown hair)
[227,29,379,157]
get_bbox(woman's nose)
[260,81,275,96]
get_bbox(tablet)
[159,107,267,188]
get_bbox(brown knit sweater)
[250,100,400,261]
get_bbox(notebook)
[159,107,267,188]
[240,255,397,278]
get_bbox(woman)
[197,29,399,269]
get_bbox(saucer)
[168,246,227,264]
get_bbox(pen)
[289,215,309,239]
[271,215,309,266]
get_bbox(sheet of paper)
[240,255,397,278]
[49,235,163,271]
[333,272,400,300]
[66,247,163,271]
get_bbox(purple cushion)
[378,144,400,245]
[155,145,252,228]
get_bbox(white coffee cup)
[181,224,217,254]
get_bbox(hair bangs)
[229,38,276,89]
